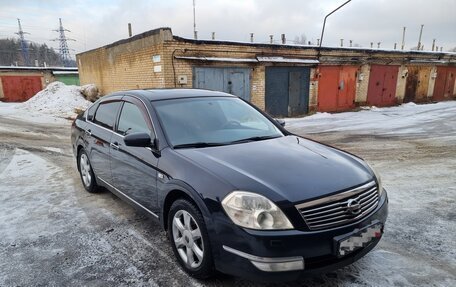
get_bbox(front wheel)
[168,199,214,279]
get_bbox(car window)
[86,101,99,121]
[153,97,283,146]
[93,101,121,130]
[117,102,150,136]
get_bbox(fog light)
[251,259,304,272]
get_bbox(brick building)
[77,28,456,117]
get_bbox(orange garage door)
[1,76,42,102]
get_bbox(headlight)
[367,162,383,196]
[221,191,294,230]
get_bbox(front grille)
[296,181,379,230]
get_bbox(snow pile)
[17,82,93,119]
[286,101,456,135]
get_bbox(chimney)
[340,39,344,47]
[432,39,435,51]
[377,42,381,49]
[281,34,286,44]
[370,42,373,48]
[270,35,274,44]
[317,39,320,46]
[394,43,397,50]
[349,40,353,47]
[250,33,254,43]
[211,32,215,40]
[194,31,198,40]
[128,23,132,37]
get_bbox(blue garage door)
[265,67,310,117]
[193,67,251,101]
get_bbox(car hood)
[175,135,373,204]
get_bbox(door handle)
[110,142,119,150]
[85,129,92,136]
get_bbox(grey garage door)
[265,67,310,117]
[193,67,251,101]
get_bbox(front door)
[110,99,159,211]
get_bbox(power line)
[51,18,75,67]
[15,18,30,66]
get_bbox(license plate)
[334,221,383,257]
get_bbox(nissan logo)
[347,199,361,215]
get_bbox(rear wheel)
[78,149,99,193]
[168,199,214,279]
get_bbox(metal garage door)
[0,76,42,102]
[367,65,399,107]
[404,66,431,103]
[265,67,310,117]
[193,67,250,101]
[432,66,456,101]
[318,65,358,112]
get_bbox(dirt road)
[0,104,455,286]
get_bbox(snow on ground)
[286,101,456,136]
[0,81,92,124]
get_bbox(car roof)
[105,88,237,101]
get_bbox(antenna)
[51,18,75,67]
[15,19,30,66]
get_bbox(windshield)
[153,97,284,148]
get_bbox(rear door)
[110,97,159,211]
[86,100,122,182]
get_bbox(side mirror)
[87,114,94,121]
[275,119,286,127]
[124,132,152,147]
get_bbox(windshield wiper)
[173,142,227,149]
[229,135,281,144]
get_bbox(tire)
[77,149,99,193]
[168,199,214,279]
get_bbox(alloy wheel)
[172,210,204,269]
[79,153,92,188]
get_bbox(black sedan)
[71,89,388,282]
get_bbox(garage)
[404,66,432,103]
[193,67,251,101]
[432,66,456,101]
[366,65,399,107]
[0,75,42,102]
[265,67,310,117]
[317,65,358,112]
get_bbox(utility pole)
[401,27,406,50]
[52,18,75,67]
[15,18,30,66]
[193,0,197,39]
[318,0,352,57]
[417,24,424,50]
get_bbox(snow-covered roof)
[174,56,257,62]
[0,66,78,71]
[52,71,79,75]
[174,55,319,64]
[256,56,319,64]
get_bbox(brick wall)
[76,27,455,114]
[355,64,371,104]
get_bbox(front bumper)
[212,191,388,282]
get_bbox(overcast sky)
[0,0,455,58]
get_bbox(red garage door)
[318,65,358,112]
[1,76,42,102]
[432,67,456,101]
[367,65,399,107]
